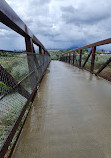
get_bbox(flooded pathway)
[12,61,111,158]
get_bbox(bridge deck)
[12,61,111,158]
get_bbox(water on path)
[12,61,111,158]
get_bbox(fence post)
[39,46,42,54]
[66,56,67,62]
[63,56,65,62]
[73,53,75,65]
[79,50,82,67]
[90,46,96,73]
[25,37,37,90]
[75,53,78,66]
[69,53,70,64]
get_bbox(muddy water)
[12,61,111,158]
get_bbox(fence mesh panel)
[0,52,50,150]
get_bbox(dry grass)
[100,67,111,79]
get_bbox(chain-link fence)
[0,51,50,157]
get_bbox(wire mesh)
[0,51,50,150]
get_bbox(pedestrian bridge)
[0,1,111,158]
[12,61,111,158]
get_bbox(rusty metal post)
[79,50,82,67]
[75,53,78,66]
[69,53,70,64]
[73,53,75,65]
[90,46,96,73]
[66,56,67,62]
[70,54,72,64]
[44,50,46,55]
[25,37,37,90]
[39,46,42,54]
[63,56,65,62]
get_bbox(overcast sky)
[1,0,111,50]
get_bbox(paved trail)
[12,61,111,158]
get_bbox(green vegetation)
[81,54,111,79]
[48,50,63,60]
[49,49,111,79]
[0,94,32,152]
[48,49,89,60]
[0,81,9,95]
[81,54,111,70]
[0,51,16,57]
[11,58,29,80]
[48,49,71,60]
[0,55,29,81]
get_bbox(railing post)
[39,46,42,54]
[66,56,67,62]
[25,37,37,90]
[75,53,78,66]
[90,46,96,73]
[79,50,82,67]
[44,50,45,54]
[73,53,75,65]
[69,53,70,64]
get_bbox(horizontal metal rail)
[61,37,111,81]
[0,0,50,56]
[0,53,51,157]
[62,38,111,55]
[0,59,50,158]
[0,1,51,157]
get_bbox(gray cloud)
[61,4,111,25]
[0,0,111,50]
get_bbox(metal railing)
[0,1,51,157]
[60,40,111,82]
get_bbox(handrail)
[0,1,51,157]
[61,38,111,56]
[0,0,50,56]
[60,38,111,81]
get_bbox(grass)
[0,92,32,149]
[3,102,32,158]
[0,81,9,95]
[80,54,111,79]
[0,55,29,81]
